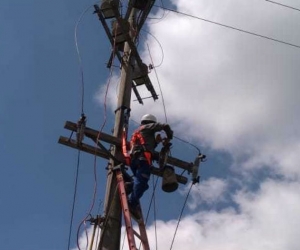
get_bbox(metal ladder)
[115,165,150,250]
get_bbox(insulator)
[162,165,178,193]
[192,154,206,183]
[76,115,86,145]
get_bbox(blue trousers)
[128,158,150,208]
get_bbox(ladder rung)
[133,229,142,240]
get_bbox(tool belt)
[131,146,152,166]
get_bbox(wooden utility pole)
[97,7,137,250]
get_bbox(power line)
[67,151,81,250]
[169,182,194,250]
[266,0,300,12]
[154,5,300,49]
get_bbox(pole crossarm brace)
[110,4,158,100]
[93,5,123,63]
[136,0,156,33]
[63,121,193,173]
[58,136,188,185]
[93,2,158,102]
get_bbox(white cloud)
[132,0,300,179]
[75,179,300,250]
[147,179,300,250]
[181,178,228,209]
[92,1,300,249]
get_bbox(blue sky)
[2,0,300,250]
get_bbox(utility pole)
[58,1,204,250]
[97,7,137,250]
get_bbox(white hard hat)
[141,114,157,124]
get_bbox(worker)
[127,114,173,217]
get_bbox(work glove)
[164,125,173,140]
[155,133,162,143]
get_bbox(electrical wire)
[139,176,158,249]
[154,5,300,49]
[147,44,168,123]
[76,156,99,250]
[169,182,194,250]
[141,29,165,68]
[147,0,170,23]
[67,150,81,250]
[130,119,201,155]
[173,135,201,155]
[152,176,158,250]
[75,4,94,114]
[265,0,300,12]
[75,4,118,248]
[81,63,115,250]
[72,5,95,250]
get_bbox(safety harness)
[122,125,152,166]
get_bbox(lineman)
[128,114,173,216]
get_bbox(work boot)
[128,203,141,220]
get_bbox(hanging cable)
[141,29,165,68]
[147,44,168,123]
[76,157,98,250]
[72,5,96,250]
[67,150,81,250]
[75,4,94,114]
[173,135,201,155]
[147,0,170,23]
[76,19,117,250]
[139,176,158,249]
[169,182,195,250]
[154,5,300,49]
[152,175,158,250]
[77,18,119,250]
[76,59,115,250]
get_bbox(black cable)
[138,175,159,250]
[67,150,81,250]
[266,0,300,12]
[169,182,194,250]
[173,135,201,155]
[154,5,300,49]
[147,0,169,22]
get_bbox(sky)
[1,0,300,250]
